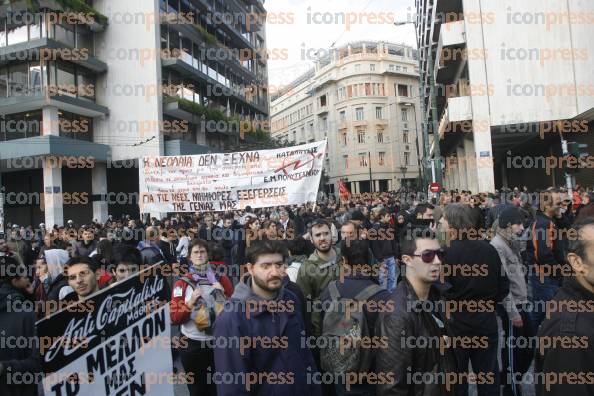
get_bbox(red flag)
[339,180,351,201]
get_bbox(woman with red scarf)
[170,239,232,396]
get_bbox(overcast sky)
[265,0,416,88]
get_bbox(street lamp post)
[395,19,443,190]
[402,102,423,188]
[368,151,374,193]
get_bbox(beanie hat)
[498,207,524,228]
[351,210,365,221]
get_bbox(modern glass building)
[0,0,269,227]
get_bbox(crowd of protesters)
[0,185,593,396]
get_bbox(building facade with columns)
[0,0,269,227]
[270,41,422,195]
[416,0,594,193]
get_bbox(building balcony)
[438,95,473,138]
[352,120,368,128]
[448,96,472,122]
[0,90,108,117]
[396,96,415,105]
[316,105,329,115]
[0,134,110,162]
[167,0,257,54]
[165,19,257,83]
[435,20,466,84]
[163,96,240,137]
[0,38,107,73]
[161,57,267,115]
[375,119,389,127]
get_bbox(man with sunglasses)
[376,229,458,396]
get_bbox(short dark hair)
[0,256,26,282]
[112,246,142,267]
[65,256,98,272]
[188,239,210,257]
[414,203,434,217]
[308,219,330,233]
[400,228,437,257]
[339,239,370,266]
[246,240,288,265]
[568,218,594,261]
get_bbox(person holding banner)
[0,256,42,396]
[170,239,232,396]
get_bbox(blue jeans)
[528,273,561,331]
[379,256,397,293]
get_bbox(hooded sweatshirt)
[0,281,41,396]
[213,277,321,396]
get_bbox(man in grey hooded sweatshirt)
[491,206,534,396]
[213,239,321,396]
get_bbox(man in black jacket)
[535,218,594,396]
[376,228,457,396]
[0,256,42,396]
[439,204,509,396]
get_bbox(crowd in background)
[0,184,593,396]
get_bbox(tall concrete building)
[270,41,422,195]
[416,0,594,192]
[0,0,269,227]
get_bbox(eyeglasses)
[412,249,446,263]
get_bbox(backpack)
[320,281,384,375]
[180,275,226,335]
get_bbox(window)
[401,109,408,122]
[358,130,365,143]
[389,64,395,71]
[292,130,296,141]
[319,94,327,107]
[337,87,346,101]
[370,64,376,71]
[355,107,364,121]
[339,110,346,122]
[344,155,349,169]
[6,24,28,46]
[359,153,368,167]
[55,62,76,96]
[379,152,385,166]
[375,107,383,119]
[404,152,410,165]
[403,132,409,143]
[403,67,408,72]
[9,63,28,96]
[398,84,409,97]
[0,68,7,97]
[320,117,327,131]
[341,133,347,145]
[377,131,384,143]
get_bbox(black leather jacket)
[376,278,457,396]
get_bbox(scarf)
[188,262,217,284]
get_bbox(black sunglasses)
[412,249,445,263]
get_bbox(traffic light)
[567,141,589,158]
[565,141,589,174]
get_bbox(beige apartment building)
[270,41,422,195]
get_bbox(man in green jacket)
[296,219,341,336]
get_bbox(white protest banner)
[37,265,178,396]
[138,140,327,212]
